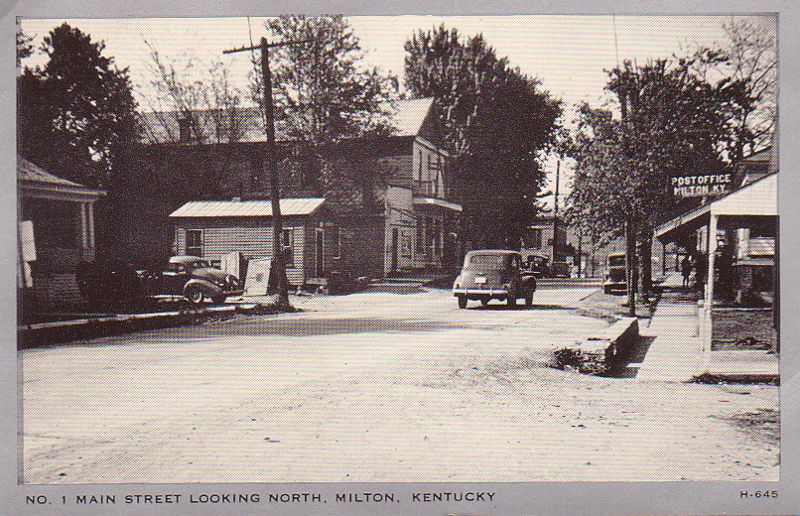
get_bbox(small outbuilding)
[169,198,331,286]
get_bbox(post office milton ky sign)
[672,173,734,198]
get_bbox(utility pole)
[224,37,310,308]
[552,157,560,265]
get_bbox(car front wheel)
[186,286,205,305]
[457,295,467,309]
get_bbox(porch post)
[703,214,719,356]
[80,202,89,249]
[705,214,718,309]
[87,202,95,248]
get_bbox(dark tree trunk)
[625,217,638,317]
[637,230,653,301]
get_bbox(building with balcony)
[118,97,462,283]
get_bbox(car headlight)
[501,282,511,290]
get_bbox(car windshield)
[608,255,626,267]
[466,254,510,268]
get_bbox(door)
[391,228,399,272]
[315,228,324,277]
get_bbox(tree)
[142,42,246,145]
[17,23,138,190]
[690,18,776,160]
[567,58,739,307]
[256,15,398,195]
[404,25,561,249]
[16,29,33,66]
[612,58,738,295]
[141,42,248,196]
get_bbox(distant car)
[550,261,571,278]
[603,252,627,294]
[452,250,537,309]
[139,255,243,305]
[521,253,550,278]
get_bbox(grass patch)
[576,289,653,321]
[712,308,777,351]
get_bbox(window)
[185,230,203,257]
[433,219,441,256]
[331,226,341,259]
[427,154,432,180]
[282,228,294,267]
[468,254,510,268]
[178,117,192,142]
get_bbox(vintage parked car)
[520,253,550,278]
[138,255,243,305]
[452,250,537,308]
[549,261,571,278]
[76,257,145,310]
[603,252,627,294]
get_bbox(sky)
[18,15,777,206]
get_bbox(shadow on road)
[56,317,514,346]
[469,304,571,311]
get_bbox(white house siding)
[174,217,308,285]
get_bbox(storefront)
[654,172,778,353]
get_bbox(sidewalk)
[636,293,703,381]
[633,275,778,382]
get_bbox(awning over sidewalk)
[655,173,777,244]
[412,196,463,213]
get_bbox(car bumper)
[453,288,509,297]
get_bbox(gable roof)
[139,98,435,145]
[17,157,84,188]
[169,198,326,218]
[18,156,106,201]
[389,97,434,137]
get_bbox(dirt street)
[21,287,779,483]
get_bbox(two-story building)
[117,97,462,285]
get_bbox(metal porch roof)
[655,172,777,242]
[169,198,326,218]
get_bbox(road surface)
[21,286,779,482]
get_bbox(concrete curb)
[553,317,640,375]
[18,306,237,349]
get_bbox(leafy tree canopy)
[404,25,562,248]
[17,23,138,189]
[256,15,399,195]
